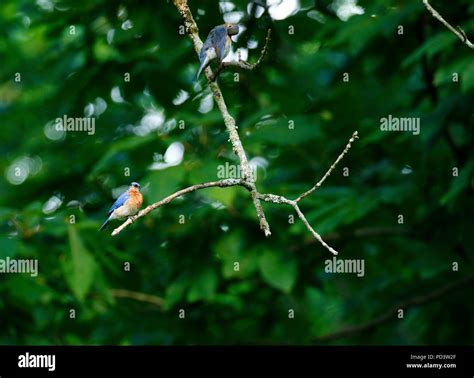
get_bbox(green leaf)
[440,162,474,205]
[210,294,244,311]
[461,60,474,92]
[63,225,96,301]
[402,33,455,68]
[89,134,157,177]
[214,231,258,279]
[246,116,323,146]
[145,166,185,204]
[433,57,472,87]
[304,287,342,335]
[259,249,297,293]
[187,268,218,302]
[204,187,236,208]
[164,274,190,309]
[5,276,49,306]
[0,235,17,259]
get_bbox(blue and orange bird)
[196,23,240,79]
[99,182,143,231]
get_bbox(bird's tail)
[99,219,110,231]
[196,57,210,80]
[196,61,205,79]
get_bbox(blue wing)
[213,26,228,62]
[108,191,129,216]
[199,38,211,64]
[200,25,227,63]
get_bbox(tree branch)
[111,179,248,236]
[296,131,358,202]
[256,194,339,255]
[111,289,164,308]
[111,0,360,256]
[112,127,358,254]
[210,29,272,82]
[314,274,474,342]
[173,0,271,236]
[293,203,338,255]
[422,0,474,49]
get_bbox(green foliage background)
[0,0,473,344]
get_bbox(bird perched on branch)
[99,182,143,231]
[197,23,240,79]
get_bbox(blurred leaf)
[145,166,185,204]
[402,33,455,68]
[246,116,322,146]
[0,236,17,259]
[304,287,342,335]
[5,277,49,306]
[440,162,474,205]
[259,249,297,293]
[214,231,258,279]
[187,268,218,302]
[63,225,97,301]
[164,274,189,309]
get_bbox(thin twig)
[314,274,474,341]
[422,0,474,49]
[111,289,165,307]
[256,194,338,255]
[210,29,272,81]
[293,203,338,255]
[296,131,358,202]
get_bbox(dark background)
[0,0,472,344]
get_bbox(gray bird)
[197,23,240,79]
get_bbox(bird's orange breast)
[127,189,143,210]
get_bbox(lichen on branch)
[112,0,359,256]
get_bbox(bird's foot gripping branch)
[113,0,359,256]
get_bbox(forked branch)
[112,130,359,256]
[112,0,360,256]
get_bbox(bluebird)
[196,23,240,79]
[99,182,143,231]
